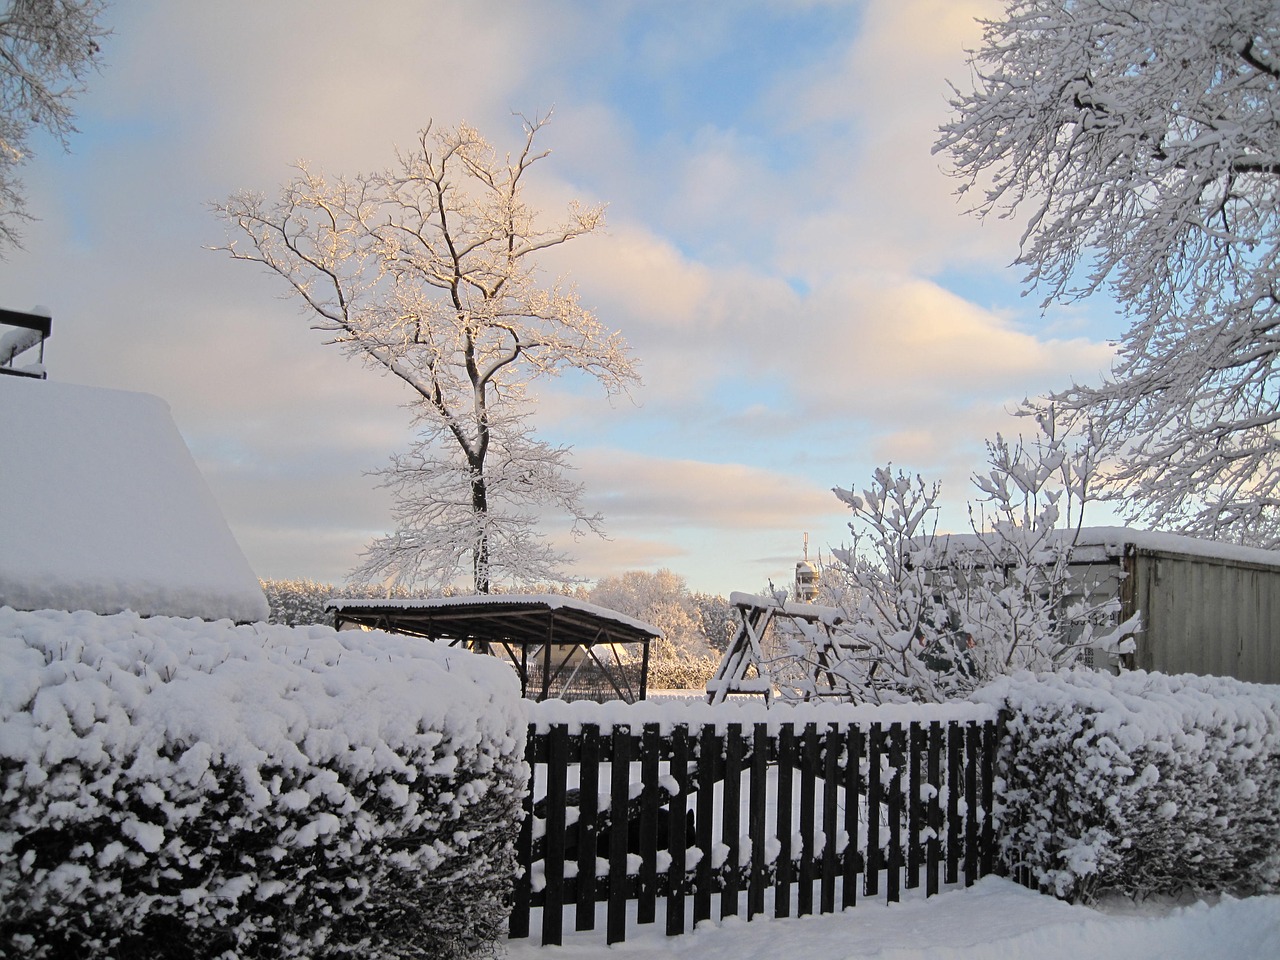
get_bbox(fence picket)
[666,725,689,936]
[907,723,923,890]
[842,725,862,908]
[639,723,661,925]
[607,726,631,945]
[748,724,769,919]
[886,723,904,904]
[542,723,569,946]
[722,723,744,919]
[946,722,961,885]
[965,721,979,887]
[775,723,795,918]
[820,724,840,913]
[695,726,717,924]
[577,724,601,932]
[865,722,882,898]
[798,722,818,915]
[926,721,942,897]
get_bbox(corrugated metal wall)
[1126,549,1280,684]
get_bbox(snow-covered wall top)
[0,377,269,622]
[936,526,1280,570]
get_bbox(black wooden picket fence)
[508,717,1001,945]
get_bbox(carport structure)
[326,594,658,702]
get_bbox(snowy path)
[504,877,1280,960]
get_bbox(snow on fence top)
[0,377,269,623]
[528,695,996,734]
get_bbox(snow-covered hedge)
[0,607,527,960]
[976,670,1280,902]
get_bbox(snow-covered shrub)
[0,607,527,960]
[830,419,1129,703]
[976,669,1280,902]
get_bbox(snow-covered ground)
[505,877,1279,960]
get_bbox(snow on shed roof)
[326,593,663,644]
[0,377,269,622]
[935,526,1280,570]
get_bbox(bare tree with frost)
[215,116,639,594]
[0,0,107,250]
[936,0,1280,546]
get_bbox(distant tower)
[795,532,819,602]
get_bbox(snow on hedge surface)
[0,607,527,959]
[0,376,268,623]
[974,670,1280,902]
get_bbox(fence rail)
[508,717,1000,945]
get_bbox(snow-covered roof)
[934,526,1280,570]
[0,377,269,622]
[326,593,662,642]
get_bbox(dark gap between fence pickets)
[509,716,999,946]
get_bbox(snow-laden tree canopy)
[0,0,108,250]
[215,116,639,594]
[936,0,1280,546]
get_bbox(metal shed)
[1070,528,1280,684]
[326,594,659,702]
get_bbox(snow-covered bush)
[0,607,527,960]
[830,419,1129,703]
[976,669,1280,903]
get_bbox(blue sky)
[0,0,1123,595]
